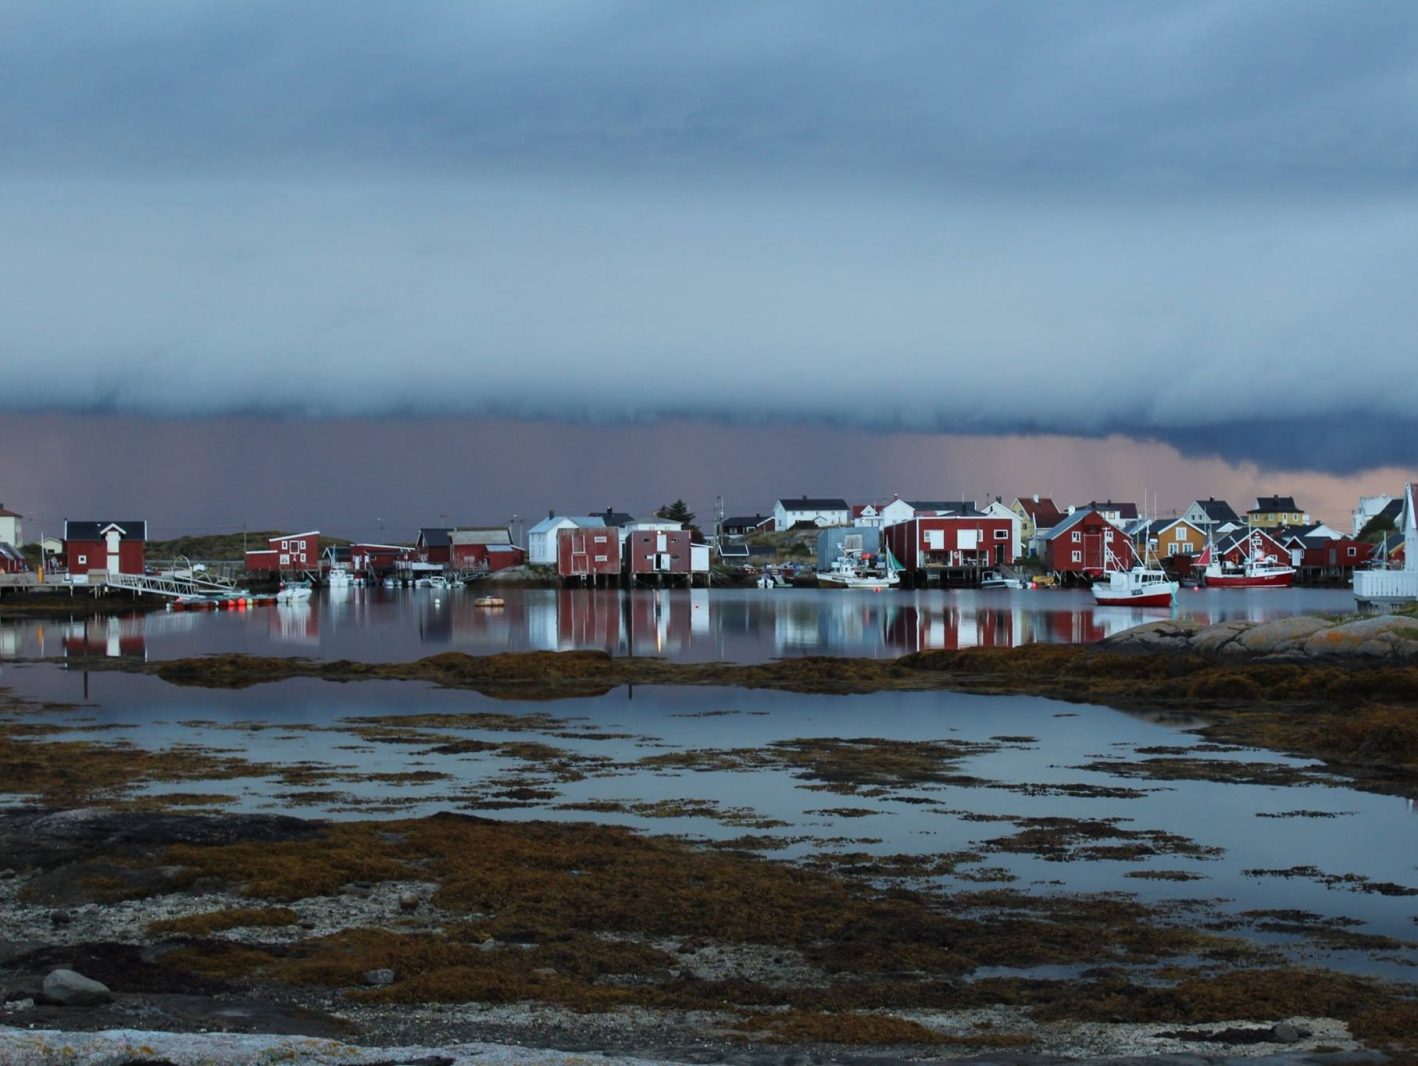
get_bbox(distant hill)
[146,532,355,562]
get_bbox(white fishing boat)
[1091,544,1177,608]
[326,567,354,589]
[275,580,312,605]
[816,548,901,590]
[1200,531,1294,588]
[979,569,1024,590]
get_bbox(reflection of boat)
[1091,544,1177,608]
[1199,535,1295,588]
[817,549,901,590]
[276,581,312,604]
[979,569,1024,590]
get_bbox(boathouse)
[883,512,1015,586]
[556,526,621,585]
[1039,509,1136,580]
[245,531,320,574]
[63,520,148,576]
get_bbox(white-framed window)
[993,529,1008,540]
[594,554,607,563]
[1347,546,1357,557]
[279,554,290,566]
[1071,550,1082,563]
[1168,542,1180,555]
[299,540,307,550]
[281,540,289,551]
[1071,531,1081,543]
[1175,527,1187,541]
[77,553,87,565]
[1105,529,1114,541]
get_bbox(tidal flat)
[1,618,1417,1061]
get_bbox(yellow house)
[1010,496,1063,552]
[1247,496,1309,529]
[1135,517,1208,559]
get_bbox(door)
[105,529,121,574]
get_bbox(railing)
[99,570,239,599]
[1354,568,1418,604]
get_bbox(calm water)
[2,582,1411,979]
[0,585,1361,664]
[1,664,1414,978]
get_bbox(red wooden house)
[450,528,524,571]
[417,528,453,566]
[245,531,320,573]
[883,514,1016,571]
[1039,510,1137,577]
[626,529,694,578]
[63,520,148,575]
[557,526,621,584]
[350,543,412,576]
[0,542,27,574]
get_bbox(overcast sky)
[2,1,1417,519]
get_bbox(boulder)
[42,968,112,1006]
[361,968,395,987]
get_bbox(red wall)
[1042,514,1137,575]
[884,517,1015,570]
[245,550,280,573]
[1302,539,1372,570]
[64,539,146,575]
[626,530,692,574]
[268,533,319,570]
[557,527,620,577]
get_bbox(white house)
[873,496,977,528]
[526,514,605,565]
[0,503,20,549]
[773,497,850,530]
[1180,498,1242,532]
[621,516,684,546]
[1353,495,1396,537]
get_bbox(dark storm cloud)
[2,2,1417,472]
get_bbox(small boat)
[473,595,505,608]
[979,569,1024,590]
[276,581,313,604]
[816,549,901,590]
[1091,544,1177,608]
[326,567,354,588]
[429,575,450,591]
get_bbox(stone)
[42,968,112,1006]
[0,868,15,880]
[361,968,396,988]
[530,966,558,979]
[398,891,420,911]
[1271,1022,1302,1043]
[48,910,71,926]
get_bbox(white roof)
[527,515,605,535]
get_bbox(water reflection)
[0,586,1359,665]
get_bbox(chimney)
[1032,494,1039,503]
[548,510,554,520]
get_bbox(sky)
[2,2,1416,534]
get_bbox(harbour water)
[0,584,1361,664]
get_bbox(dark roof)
[1252,496,1300,512]
[1015,497,1063,524]
[64,520,148,542]
[723,515,767,528]
[1193,498,1240,524]
[1378,498,1404,521]
[324,545,352,561]
[418,527,452,548]
[599,509,636,527]
[0,505,21,518]
[907,500,976,514]
[778,497,849,510]
[1087,500,1139,519]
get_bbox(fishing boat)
[816,548,901,590]
[1091,544,1177,608]
[326,567,355,589]
[1199,532,1295,588]
[979,569,1024,590]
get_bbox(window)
[1168,543,1180,556]
[299,540,307,550]
[1071,531,1081,543]
[1071,550,1082,563]
[279,554,290,566]
[594,554,607,563]
[77,554,87,565]
[281,540,289,551]
[1175,527,1187,541]
[994,529,1008,540]
[1348,546,1357,557]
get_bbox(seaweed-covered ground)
[2,613,1417,1061]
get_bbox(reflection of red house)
[246,531,319,573]
[1040,510,1136,577]
[61,617,146,658]
[556,590,622,648]
[64,521,147,575]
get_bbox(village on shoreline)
[1,488,1412,601]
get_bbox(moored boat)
[1199,535,1295,588]
[1091,544,1177,608]
[816,548,901,590]
[979,569,1024,590]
